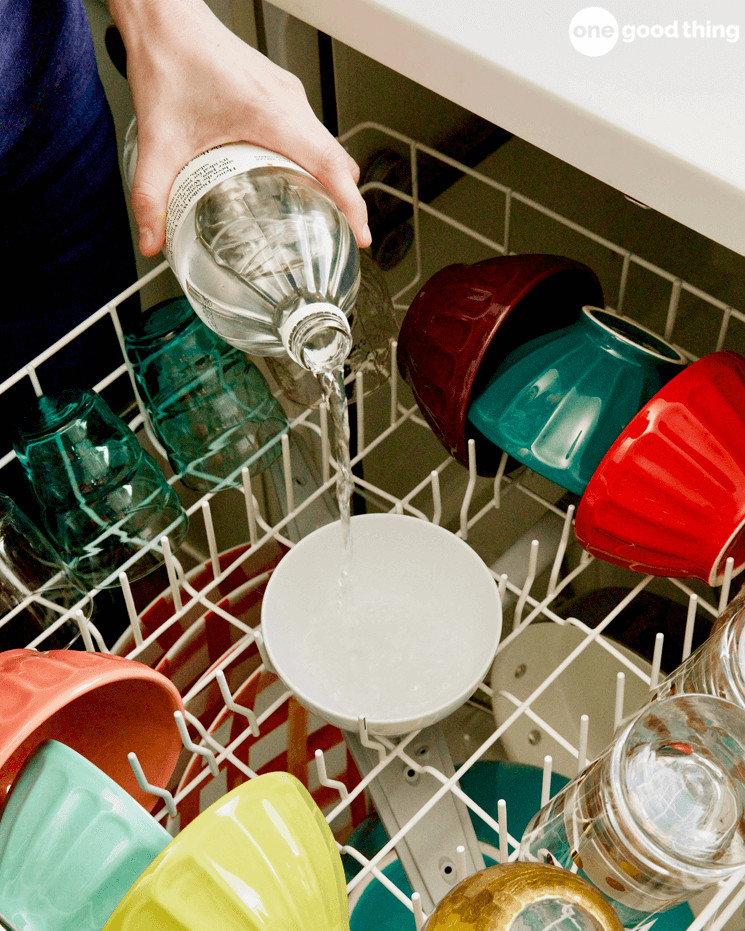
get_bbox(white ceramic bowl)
[261,514,502,736]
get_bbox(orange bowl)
[0,649,184,811]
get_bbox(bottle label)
[164,143,312,268]
[185,280,222,333]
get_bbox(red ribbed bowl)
[397,255,603,474]
[575,352,745,586]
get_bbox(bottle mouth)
[280,303,353,374]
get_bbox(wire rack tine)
[241,466,259,545]
[315,749,349,801]
[541,756,554,807]
[174,711,220,777]
[128,752,177,817]
[614,672,626,731]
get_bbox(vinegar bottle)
[122,119,360,374]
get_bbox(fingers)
[318,163,372,249]
[237,55,370,244]
[132,134,370,254]
[129,134,176,256]
[130,88,371,255]
[280,130,371,248]
[344,149,361,184]
[130,182,166,257]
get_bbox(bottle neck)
[279,301,353,374]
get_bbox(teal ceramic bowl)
[467,307,686,495]
[0,740,171,931]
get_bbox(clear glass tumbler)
[0,493,87,649]
[652,590,745,706]
[124,297,288,492]
[13,389,189,588]
[519,694,745,928]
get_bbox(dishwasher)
[4,3,745,929]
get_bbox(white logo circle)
[569,6,619,56]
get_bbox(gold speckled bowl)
[425,862,623,930]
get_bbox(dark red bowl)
[397,255,604,474]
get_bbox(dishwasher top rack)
[2,122,745,930]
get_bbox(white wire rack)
[3,122,745,930]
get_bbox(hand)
[107,0,371,256]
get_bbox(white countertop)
[270,0,745,255]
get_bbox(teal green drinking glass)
[124,298,288,492]
[13,388,189,588]
[0,494,86,649]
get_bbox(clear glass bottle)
[265,249,399,408]
[122,120,360,375]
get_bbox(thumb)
[130,142,174,257]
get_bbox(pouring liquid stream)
[317,368,355,613]
[310,369,474,722]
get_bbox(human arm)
[105,0,371,255]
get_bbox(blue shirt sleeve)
[0,0,140,389]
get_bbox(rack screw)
[528,729,542,746]
[439,856,457,883]
[514,664,527,679]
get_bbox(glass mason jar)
[124,297,288,492]
[14,389,189,587]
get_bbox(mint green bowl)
[0,740,171,931]
[467,306,686,495]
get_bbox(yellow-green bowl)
[103,772,349,930]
